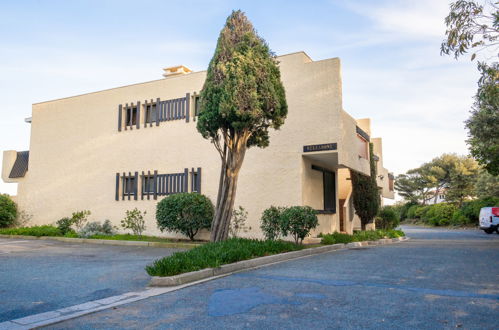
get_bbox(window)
[312,165,336,213]
[124,176,136,195]
[388,174,394,191]
[142,175,155,194]
[125,106,138,126]
[357,135,369,159]
[194,96,201,116]
[145,104,157,124]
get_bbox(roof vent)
[163,65,192,77]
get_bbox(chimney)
[163,65,192,78]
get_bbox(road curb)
[149,236,409,287]
[0,234,199,249]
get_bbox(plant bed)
[148,235,408,286]
[320,229,405,245]
[146,238,303,277]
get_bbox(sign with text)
[303,143,337,153]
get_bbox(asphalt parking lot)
[0,238,181,322]
[47,226,499,329]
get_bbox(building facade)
[2,52,394,239]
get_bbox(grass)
[145,237,303,277]
[88,234,176,243]
[0,225,62,237]
[321,229,405,245]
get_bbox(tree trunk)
[210,137,248,242]
[361,221,366,231]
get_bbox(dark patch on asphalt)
[85,288,119,301]
[234,273,499,301]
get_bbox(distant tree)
[197,10,287,242]
[474,170,499,198]
[441,1,499,175]
[395,168,434,205]
[445,156,480,206]
[465,62,499,175]
[351,143,380,230]
[441,0,498,60]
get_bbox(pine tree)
[197,10,288,241]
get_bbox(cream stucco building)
[2,51,394,239]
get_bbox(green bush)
[0,194,17,228]
[406,205,419,219]
[156,193,214,241]
[375,206,400,230]
[414,205,430,219]
[280,206,319,244]
[459,197,499,224]
[56,217,74,235]
[321,232,354,244]
[121,208,146,236]
[0,225,61,237]
[260,206,284,240]
[321,229,405,245]
[146,238,303,276]
[424,203,458,226]
[78,220,115,238]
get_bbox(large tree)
[197,10,287,242]
[351,143,380,230]
[441,1,499,175]
[465,62,499,175]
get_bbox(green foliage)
[351,143,380,229]
[279,206,319,244]
[56,217,74,235]
[78,220,115,238]
[475,171,499,198]
[0,194,17,228]
[465,62,499,175]
[375,206,400,230]
[441,0,498,60]
[424,203,459,226]
[146,238,302,277]
[71,210,91,230]
[121,208,146,236]
[229,206,251,238]
[321,232,354,244]
[459,196,499,224]
[321,229,405,245]
[197,10,287,150]
[0,225,61,237]
[260,206,284,240]
[156,193,214,240]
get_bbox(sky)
[0,0,480,196]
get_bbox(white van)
[479,207,499,234]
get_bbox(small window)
[124,177,136,195]
[125,106,137,126]
[142,175,155,194]
[145,104,157,124]
[389,177,394,191]
[357,135,369,159]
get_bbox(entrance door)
[339,199,346,232]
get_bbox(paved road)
[47,226,498,329]
[0,238,181,322]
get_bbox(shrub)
[459,196,499,224]
[156,193,214,241]
[146,238,303,277]
[12,210,32,228]
[260,206,284,240]
[406,205,419,219]
[121,208,146,236]
[424,203,458,226]
[280,206,319,244]
[56,217,74,235]
[414,205,430,219]
[78,220,115,238]
[321,232,354,244]
[229,206,251,238]
[0,194,17,228]
[0,225,61,237]
[375,206,400,230]
[71,210,91,230]
[353,230,384,241]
